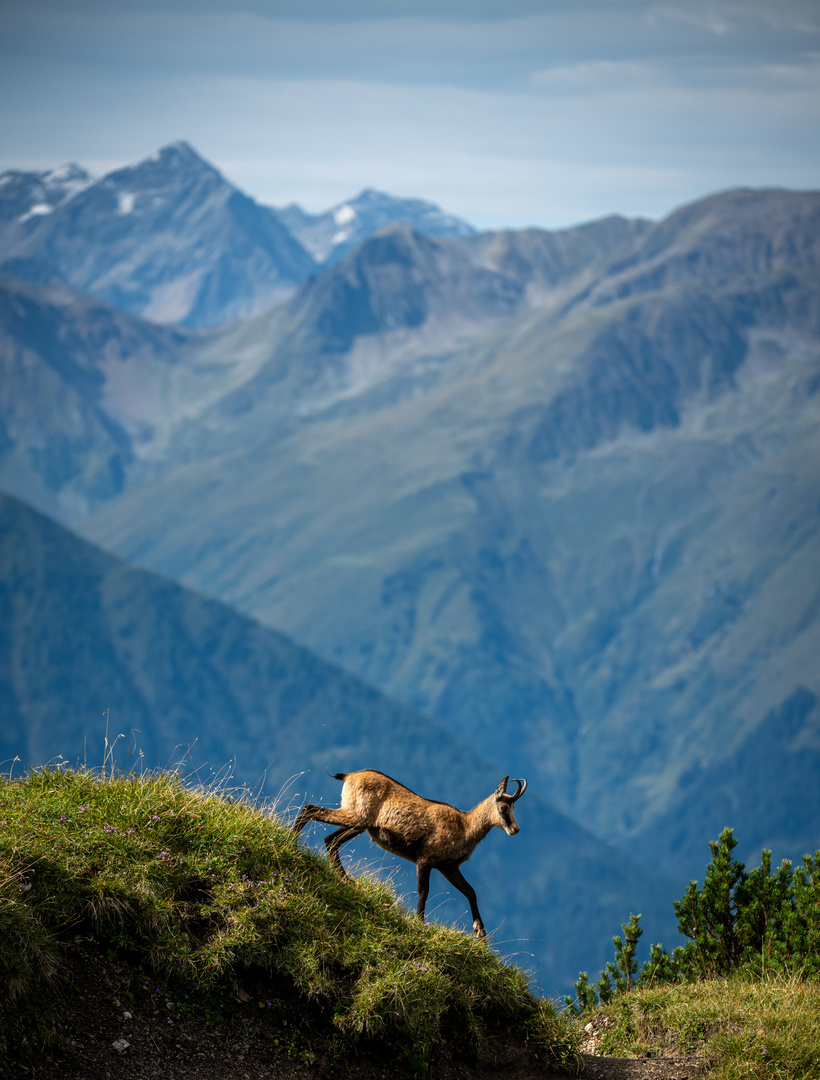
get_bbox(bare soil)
[580,1056,702,1080]
[2,946,706,1080]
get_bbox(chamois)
[291,769,527,939]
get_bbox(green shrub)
[566,827,820,1015]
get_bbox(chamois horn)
[510,778,527,801]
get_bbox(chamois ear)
[494,776,510,798]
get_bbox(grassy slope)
[576,973,820,1079]
[0,769,579,1075]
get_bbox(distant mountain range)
[277,187,476,265]
[2,141,819,979]
[0,143,477,328]
[0,177,649,518]
[0,490,680,993]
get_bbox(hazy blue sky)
[1,0,818,228]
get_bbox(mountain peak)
[280,187,475,265]
[150,140,210,168]
[42,161,94,190]
[85,142,225,200]
[116,141,222,185]
[0,141,315,327]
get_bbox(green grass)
[0,767,579,1074]
[576,971,820,1078]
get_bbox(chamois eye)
[500,804,508,815]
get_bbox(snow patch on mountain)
[19,203,53,222]
[333,204,356,226]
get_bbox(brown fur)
[291,769,527,939]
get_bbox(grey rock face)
[0,273,207,519]
[287,224,523,353]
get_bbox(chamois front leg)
[438,864,486,940]
[291,804,361,836]
[292,803,321,836]
[291,805,366,877]
[416,862,432,921]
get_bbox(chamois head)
[492,775,527,836]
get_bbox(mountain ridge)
[574,186,820,313]
[64,185,820,884]
[0,142,488,328]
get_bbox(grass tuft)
[0,767,580,1073]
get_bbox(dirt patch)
[576,1008,708,1078]
[581,1055,704,1080]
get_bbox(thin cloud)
[0,0,818,228]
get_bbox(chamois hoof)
[473,921,486,940]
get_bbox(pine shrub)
[567,827,820,1013]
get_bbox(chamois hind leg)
[438,864,486,940]
[291,804,361,836]
[325,825,365,877]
